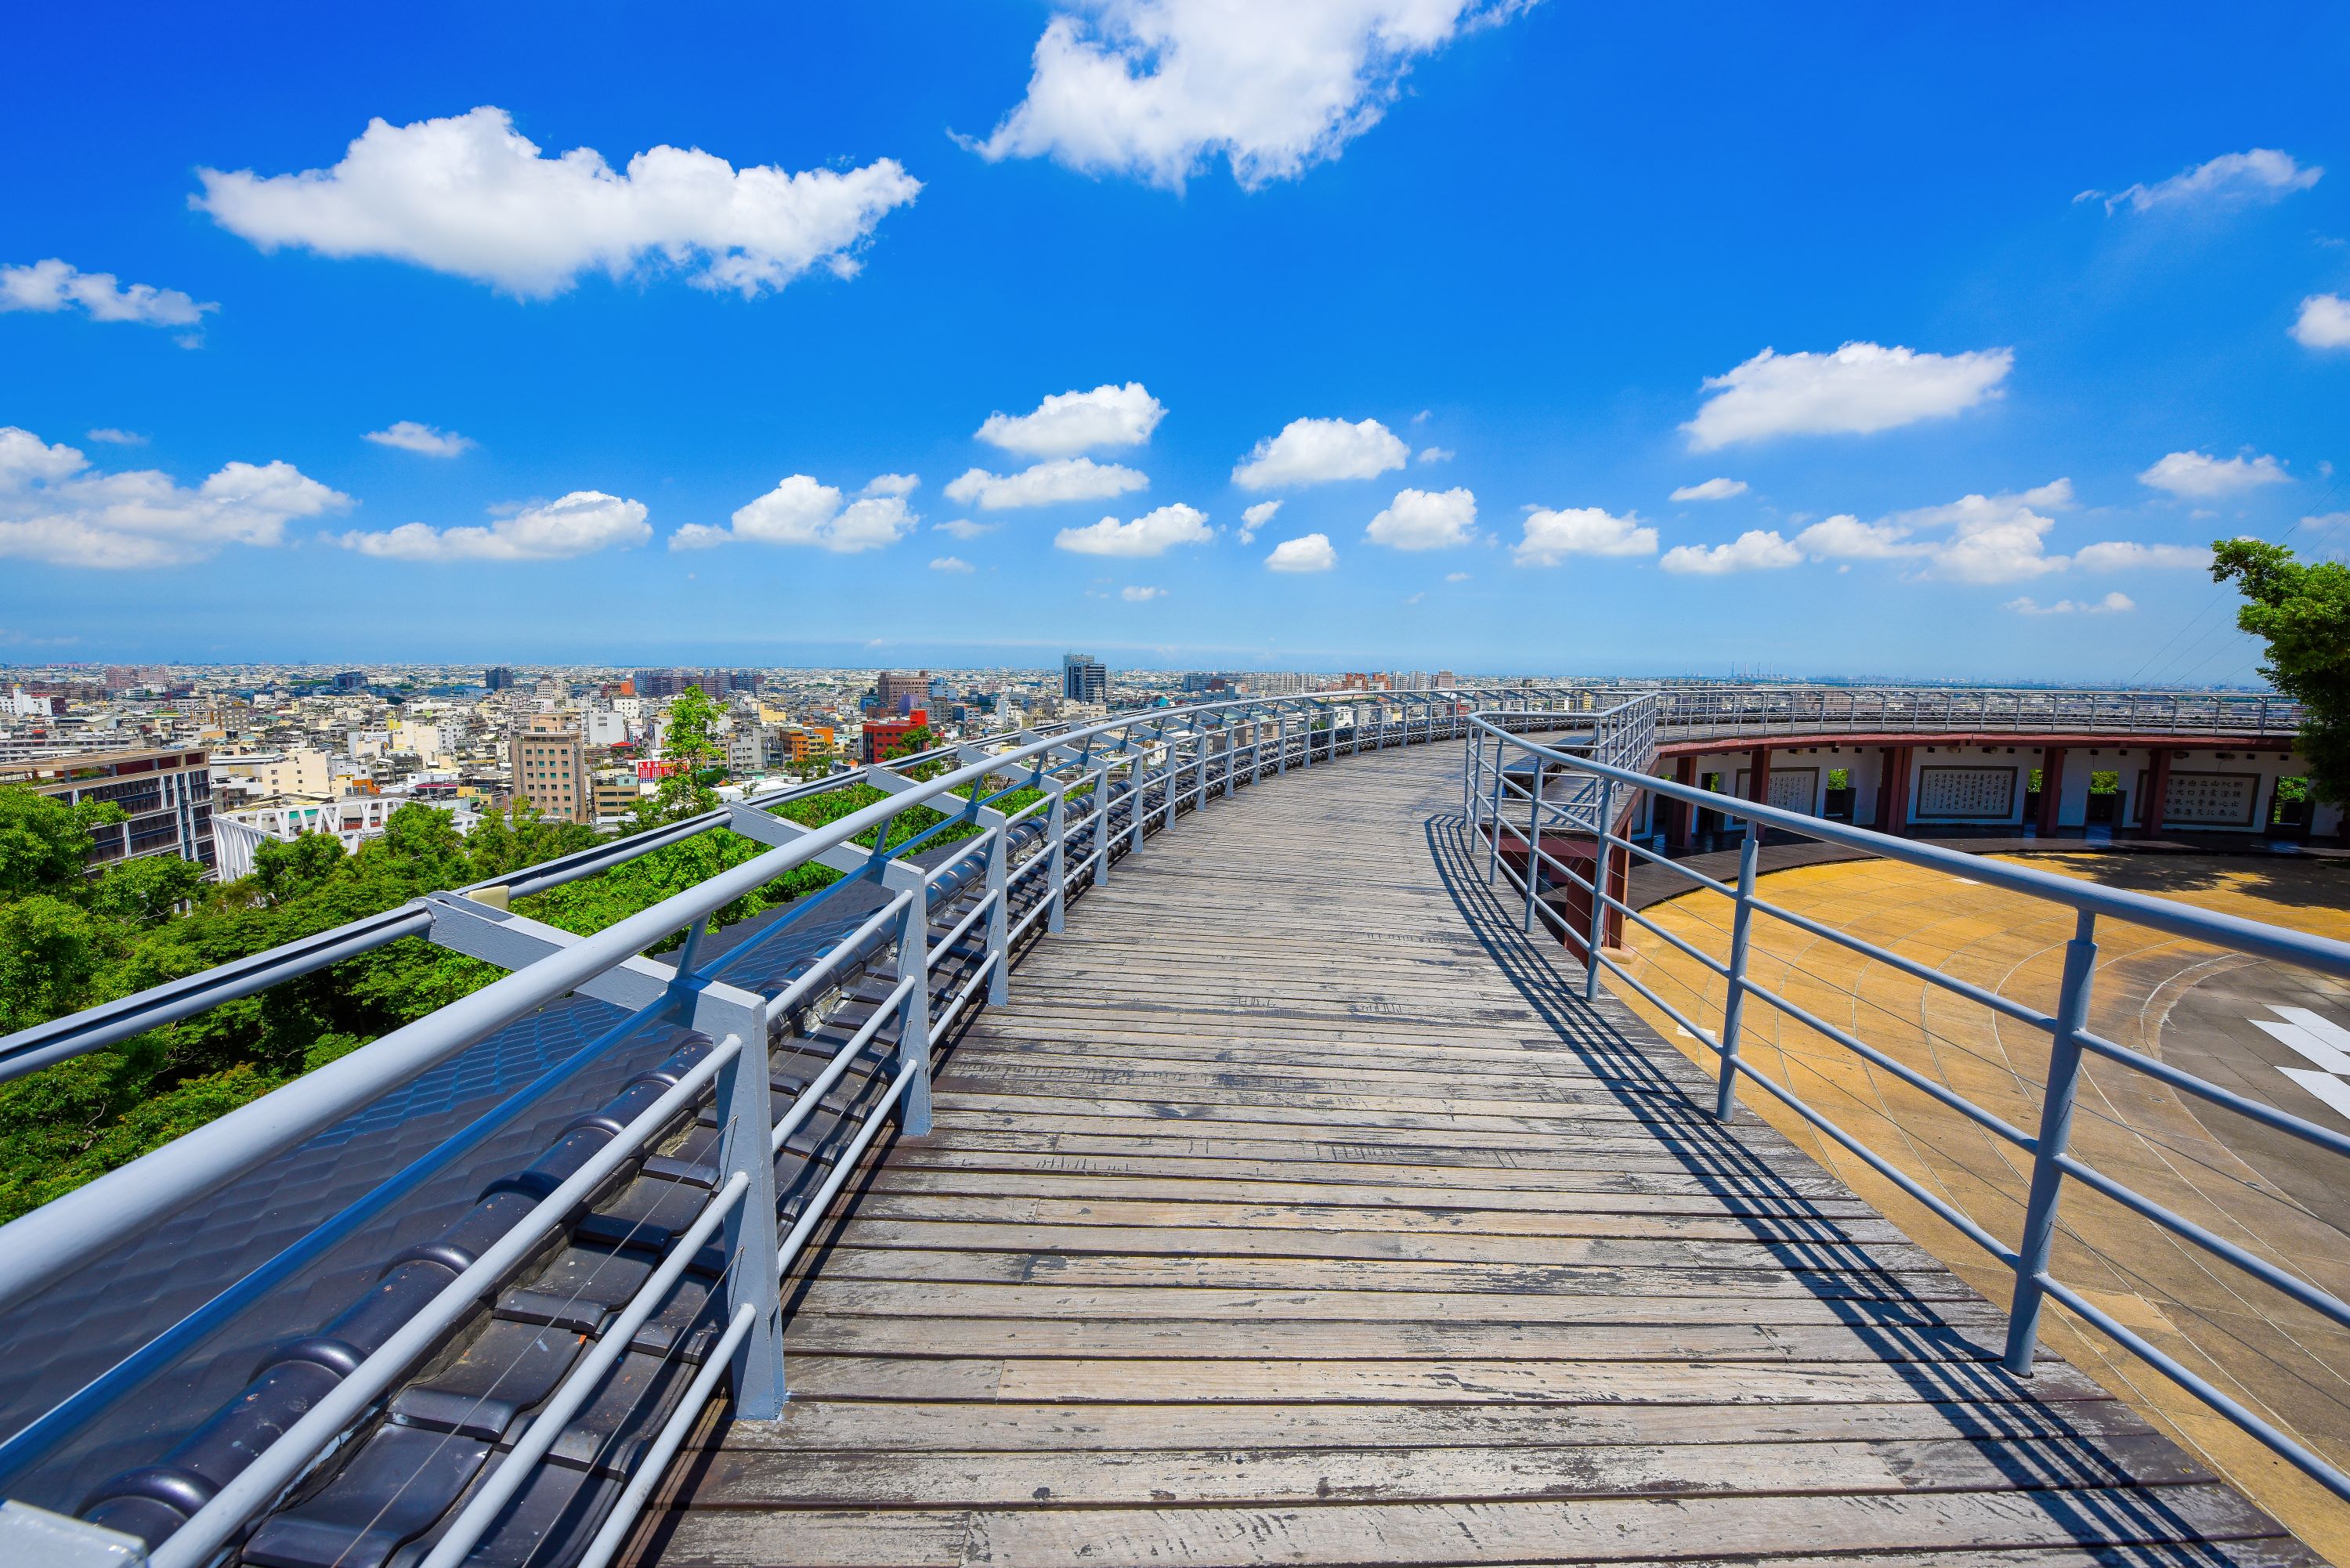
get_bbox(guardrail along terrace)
[0,680,2332,1567]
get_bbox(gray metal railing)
[0,684,1578,1567]
[1463,704,2350,1507]
[1637,684,2299,741]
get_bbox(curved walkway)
[631,746,2312,1567]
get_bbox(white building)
[212,793,482,880]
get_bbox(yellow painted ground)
[1609,851,2350,1559]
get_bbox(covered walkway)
[633,746,2309,1566]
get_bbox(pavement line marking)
[2277,1065,2350,1125]
[2271,1006,2350,1057]
[2251,1017,2350,1075]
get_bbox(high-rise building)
[861,709,930,764]
[3,746,216,878]
[1062,652,1107,703]
[511,714,591,824]
[483,666,518,692]
[873,670,930,715]
[331,670,368,692]
[1437,670,1458,688]
[634,669,685,699]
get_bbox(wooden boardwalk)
[635,746,2316,1567]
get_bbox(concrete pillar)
[1668,753,1697,852]
[2037,747,2066,836]
[2144,748,2175,836]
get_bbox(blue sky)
[2,2,2345,681]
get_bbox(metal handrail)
[0,683,1590,1566]
[1462,708,2350,1506]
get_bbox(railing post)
[1485,741,1509,883]
[1523,760,1543,932]
[984,816,1010,1003]
[1129,753,1148,854]
[1278,710,1289,775]
[1715,815,1762,1122]
[2005,909,2099,1374]
[712,1010,786,1418]
[1583,780,1615,1002]
[1046,777,1068,933]
[894,883,935,1136]
[1090,761,1112,887]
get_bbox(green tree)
[0,786,125,901]
[90,854,207,928]
[2211,539,2350,802]
[0,895,113,1035]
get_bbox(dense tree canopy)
[2211,539,2350,804]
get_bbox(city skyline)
[3,4,2345,682]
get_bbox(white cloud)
[1121,584,1165,602]
[1238,497,1280,544]
[1659,529,1802,575]
[1054,501,1213,556]
[2138,450,2290,499]
[1232,416,1407,489]
[934,517,996,539]
[338,490,646,562]
[977,382,1164,456]
[194,106,920,298]
[1411,409,1432,424]
[670,475,916,553]
[1683,341,2012,451]
[1670,477,1747,502]
[930,555,975,573]
[1405,591,1424,605]
[2305,512,2350,531]
[0,426,347,569]
[945,456,1148,509]
[364,420,473,457]
[2008,593,2135,615]
[1793,514,1922,561]
[968,0,1526,190]
[863,472,920,497]
[0,258,216,330]
[1513,505,1657,565]
[2086,149,2322,215]
[2291,294,2350,350]
[85,428,148,446]
[1417,446,1455,463]
[2070,540,2210,571]
[1445,570,1470,581]
[1266,532,1337,572]
[1797,479,2200,583]
[1365,486,1476,550]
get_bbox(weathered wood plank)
[640,746,2291,1568]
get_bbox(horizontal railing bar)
[1607,831,1737,897]
[1734,975,2038,1150]
[1473,716,2350,977]
[417,1170,752,1568]
[764,891,915,1021]
[770,976,916,1158]
[2034,1273,2350,1505]
[776,1067,913,1281]
[1589,948,1725,1051]
[929,887,1000,963]
[2052,1151,2350,1331]
[2073,1030,2350,1162]
[1741,887,2062,1033]
[1723,1051,2024,1267]
[571,1300,755,1568]
[145,1032,744,1568]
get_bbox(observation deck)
[0,686,2337,1568]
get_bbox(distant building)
[102,664,169,695]
[1063,653,1107,704]
[1437,670,1457,688]
[512,714,591,824]
[873,670,930,715]
[332,670,368,692]
[483,666,518,692]
[861,709,930,764]
[2,746,215,878]
[634,669,685,699]
[211,793,482,880]
[210,749,334,807]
